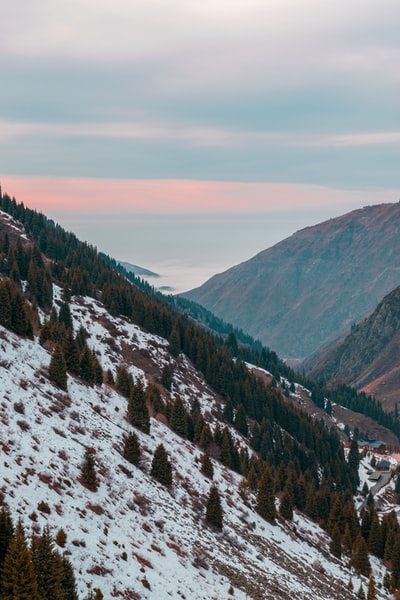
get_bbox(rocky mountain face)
[183,202,400,361]
[306,285,400,412]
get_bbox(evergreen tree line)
[0,279,33,338]
[0,506,85,600]
[0,234,53,310]
[3,190,397,584]
[40,301,103,390]
[1,193,398,442]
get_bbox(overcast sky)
[1,0,399,291]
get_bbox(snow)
[0,289,391,599]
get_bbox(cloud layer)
[1,0,399,190]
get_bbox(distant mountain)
[117,259,159,278]
[183,202,400,360]
[306,284,400,412]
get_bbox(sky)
[1,0,399,292]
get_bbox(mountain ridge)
[306,284,400,412]
[183,202,400,360]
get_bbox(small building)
[368,472,382,482]
[357,439,387,454]
[375,459,391,471]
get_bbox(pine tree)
[205,485,223,529]
[200,452,214,479]
[161,364,172,391]
[220,428,232,468]
[279,485,294,521]
[10,291,29,336]
[58,302,73,330]
[170,395,188,438]
[79,344,95,385]
[347,437,360,491]
[60,557,79,600]
[151,444,172,486]
[329,523,342,559]
[49,344,68,390]
[80,448,98,492]
[115,365,132,397]
[234,404,248,437]
[0,506,14,569]
[0,284,11,329]
[123,432,141,466]
[223,397,234,423]
[63,329,80,375]
[351,533,371,577]
[256,467,276,522]
[246,464,258,491]
[199,424,213,450]
[128,379,150,434]
[0,520,39,599]
[390,531,400,589]
[168,324,181,357]
[32,526,64,600]
[366,575,376,600]
[368,512,383,558]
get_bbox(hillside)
[2,290,386,600]
[306,285,400,412]
[0,191,399,599]
[183,202,400,360]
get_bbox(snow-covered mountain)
[0,192,398,600]
[0,289,390,600]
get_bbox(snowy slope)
[0,290,390,599]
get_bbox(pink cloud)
[0,175,398,217]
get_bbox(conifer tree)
[128,379,150,434]
[246,464,258,491]
[10,291,29,336]
[145,383,165,414]
[368,512,383,558]
[170,395,188,438]
[234,404,248,437]
[220,428,232,468]
[0,520,39,599]
[347,436,360,491]
[60,557,79,600]
[0,506,14,569]
[279,485,294,521]
[168,324,181,357]
[205,485,223,529]
[256,467,276,522]
[79,344,95,385]
[151,444,172,486]
[58,302,73,330]
[199,423,213,450]
[31,526,64,600]
[123,432,141,466]
[49,344,68,390]
[80,448,99,492]
[366,575,376,600]
[200,452,214,479]
[351,533,371,577]
[390,532,400,589]
[329,523,342,559]
[63,329,80,375]
[161,364,172,391]
[223,397,234,423]
[0,284,11,329]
